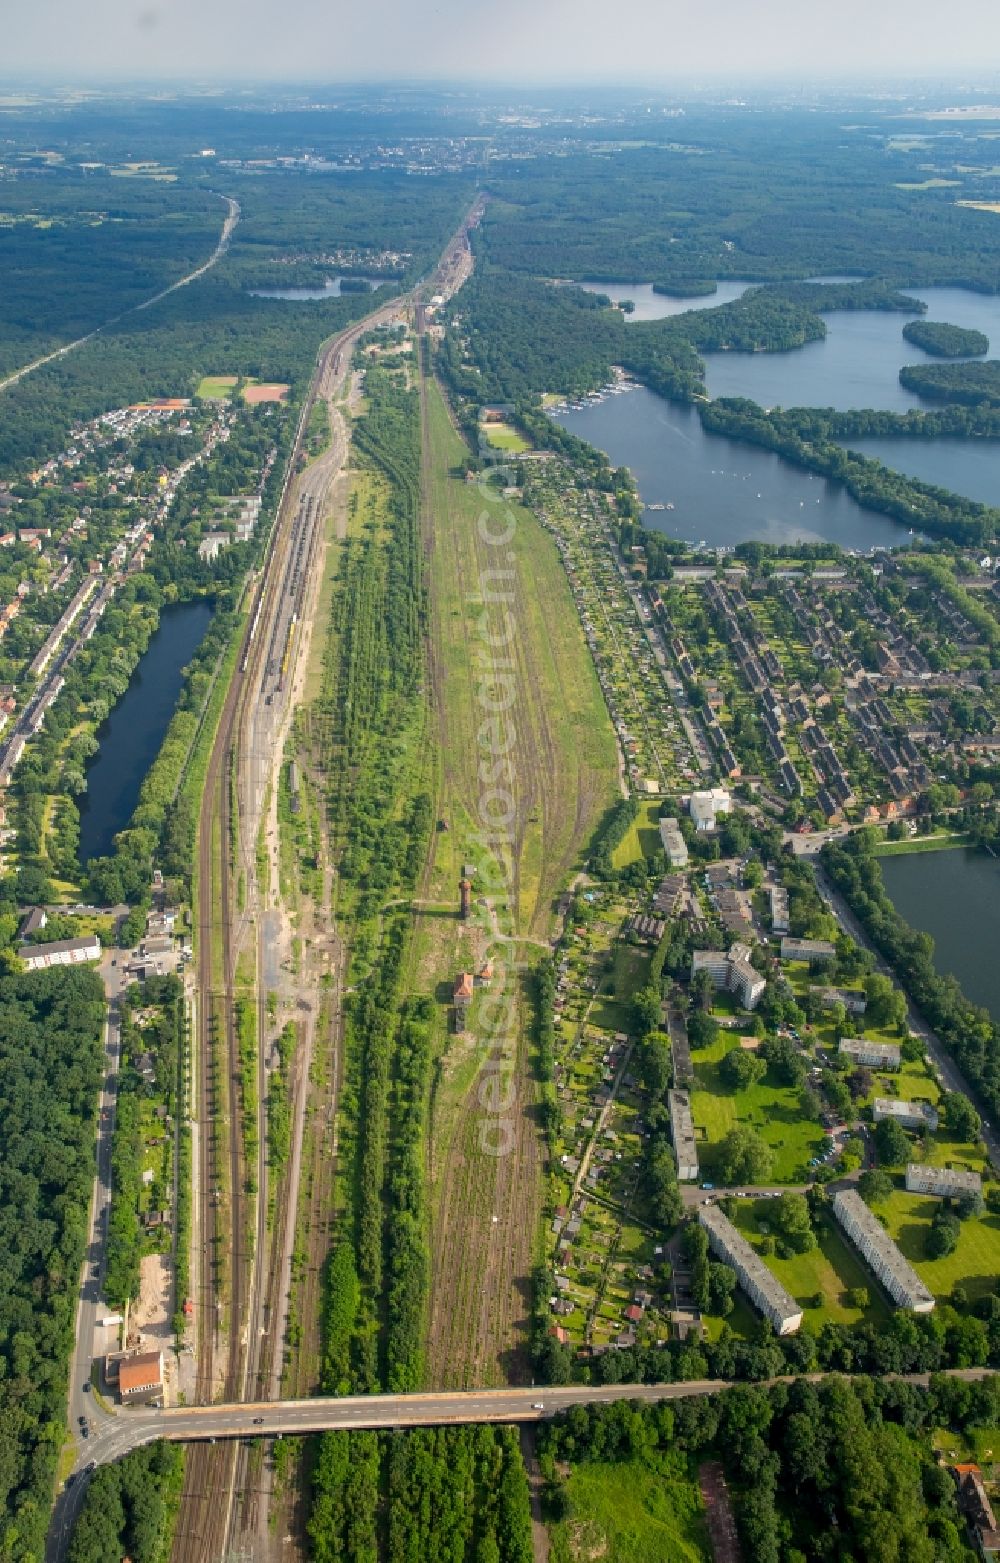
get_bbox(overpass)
[73,1369,999,1473]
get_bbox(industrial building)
[668,1089,699,1182]
[873,1097,939,1132]
[658,815,689,868]
[838,1037,900,1070]
[905,1164,982,1200]
[699,1204,803,1334]
[832,1189,935,1313]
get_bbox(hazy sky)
[7,0,1000,84]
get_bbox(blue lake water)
[576,278,751,322]
[880,848,1000,1023]
[249,274,387,301]
[78,599,214,863]
[703,286,1000,413]
[552,387,910,551]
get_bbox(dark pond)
[78,600,214,862]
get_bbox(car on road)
[80,1425,89,1439]
[532,1403,544,1410]
[700,1181,714,1190]
[82,1381,90,1393]
[253,1417,264,1424]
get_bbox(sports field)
[480,419,531,452]
[195,374,238,399]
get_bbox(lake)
[838,434,1000,509]
[576,278,751,322]
[703,285,1000,413]
[880,847,1000,1023]
[78,599,214,863]
[249,274,387,301]
[551,386,910,550]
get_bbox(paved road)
[62,1368,1000,1478]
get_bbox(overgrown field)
[418,372,619,1385]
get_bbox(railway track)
[170,200,485,1562]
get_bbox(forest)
[899,359,1000,406]
[902,320,990,358]
[67,1440,184,1563]
[0,173,224,380]
[479,113,1000,290]
[538,1373,1000,1563]
[309,1424,533,1563]
[0,966,106,1559]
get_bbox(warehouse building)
[873,1097,939,1132]
[838,1038,900,1070]
[668,1089,699,1182]
[833,1189,935,1313]
[699,1204,802,1334]
[905,1165,982,1200]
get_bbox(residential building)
[810,986,867,1016]
[873,1097,939,1132]
[905,1165,982,1200]
[689,788,732,833]
[659,815,688,868]
[19,933,101,971]
[952,1465,1000,1558]
[769,885,790,935]
[729,955,766,1011]
[838,1038,900,1070]
[691,944,765,1011]
[699,1205,802,1334]
[668,1089,699,1182]
[780,936,836,964]
[691,949,731,989]
[113,1349,165,1404]
[832,1189,935,1312]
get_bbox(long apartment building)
[833,1189,935,1313]
[838,1037,900,1070]
[905,1164,982,1200]
[668,1089,699,1182]
[699,1204,803,1335]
